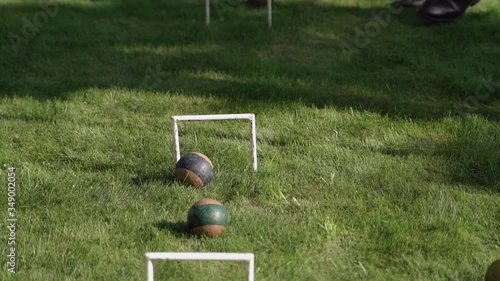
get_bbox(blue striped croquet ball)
[175,152,214,188]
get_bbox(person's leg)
[418,0,480,21]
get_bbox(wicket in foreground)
[145,252,255,281]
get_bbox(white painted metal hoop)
[172,113,258,171]
[145,252,255,281]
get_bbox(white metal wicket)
[171,113,258,171]
[205,0,272,27]
[145,252,255,281]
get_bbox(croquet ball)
[486,259,500,281]
[187,199,229,237]
[175,152,214,188]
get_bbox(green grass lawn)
[1,0,499,280]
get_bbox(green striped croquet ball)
[187,199,229,237]
[175,152,214,188]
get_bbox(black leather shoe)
[393,0,426,8]
[418,0,480,22]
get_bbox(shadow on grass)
[131,171,177,186]
[374,116,500,191]
[153,220,190,237]
[436,118,500,191]
[0,0,498,120]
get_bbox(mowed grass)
[0,0,499,280]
